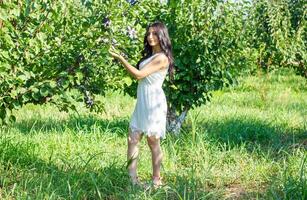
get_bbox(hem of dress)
[129,124,166,139]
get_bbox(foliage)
[161,0,249,115]
[0,0,162,124]
[1,0,105,124]
[0,0,306,126]
[248,0,306,75]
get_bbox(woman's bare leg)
[147,136,163,182]
[127,131,143,180]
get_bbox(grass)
[0,69,306,199]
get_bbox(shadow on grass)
[0,137,219,199]
[197,116,307,154]
[7,106,306,198]
[0,137,130,199]
[13,115,129,137]
[178,116,306,199]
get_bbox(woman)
[109,21,174,187]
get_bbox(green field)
[0,70,306,199]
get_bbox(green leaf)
[0,9,8,20]
[22,94,31,102]
[18,74,29,82]
[9,115,16,123]
[0,51,9,59]
[10,90,18,98]
[0,107,6,119]
[123,76,132,86]
[12,101,21,110]
[170,84,178,90]
[32,92,41,101]
[196,57,201,63]
[31,87,39,93]
[49,81,57,88]
[40,87,49,97]
[75,72,84,82]
[0,62,10,72]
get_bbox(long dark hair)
[136,21,174,80]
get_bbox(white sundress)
[129,53,169,139]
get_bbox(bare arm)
[110,50,168,80]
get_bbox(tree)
[161,0,249,133]
[3,0,303,135]
[248,0,306,76]
[0,0,250,132]
[0,0,165,124]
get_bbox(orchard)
[0,0,305,129]
[0,0,306,199]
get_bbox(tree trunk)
[166,106,189,134]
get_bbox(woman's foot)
[130,176,143,187]
[143,176,163,190]
[152,176,163,188]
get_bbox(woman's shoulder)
[147,53,168,70]
[152,52,167,61]
[152,53,169,65]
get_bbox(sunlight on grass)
[0,70,306,199]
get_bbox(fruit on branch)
[102,17,111,28]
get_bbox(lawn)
[0,69,306,199]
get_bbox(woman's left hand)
[109,46,122,60]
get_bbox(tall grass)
[0,69,306,199]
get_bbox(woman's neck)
[152,45,162,54]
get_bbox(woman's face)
[147,27,160,47]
